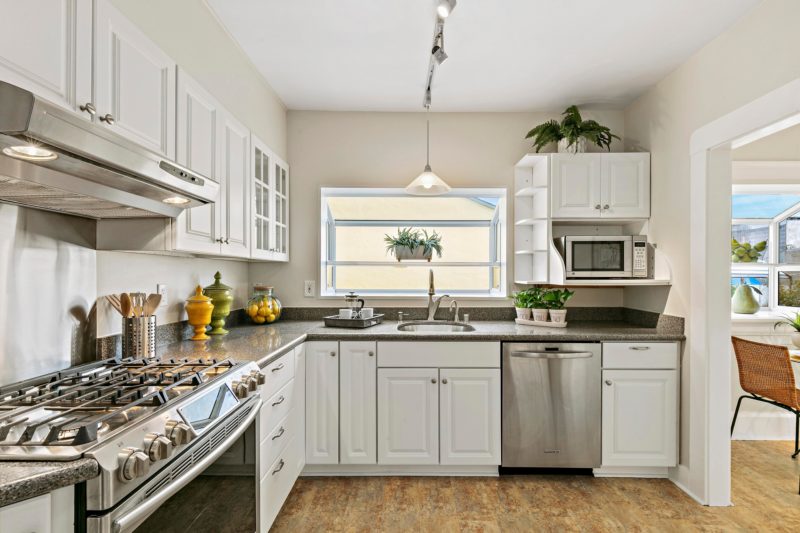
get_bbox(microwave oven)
[562,235,648,279]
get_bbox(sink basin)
[396,321,476,332]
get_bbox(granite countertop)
[0,458,98,507]
[157,319,684,368]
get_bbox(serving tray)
[324,314,385,329]
[515,318,568,328]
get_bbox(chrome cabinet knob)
[99,113,115,125]
[79,102,96,116]
[368,351,374,357]
[165,419,193,446]
[144,433,172,462]
[605,380,613,386]
[595,204,601,210]
[603,204,610,210]
[442,378,448,384]
[330,351,336,357]
[118,448,150,482]
[431,378,437,384]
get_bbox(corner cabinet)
[550,153,650,219]
[251,135,290,261]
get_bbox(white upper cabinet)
[219,112,251,258]
[251,135,290,261]
[94,0,176,158]
[174,69,221,254]
[439,368,501,466]
[339,341,377,465]
[0,0,92,117]
[551,153,650,219]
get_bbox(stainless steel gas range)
[0,356,265,532]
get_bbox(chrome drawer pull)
[272,396,285,406]
[271,426,285,440]
[271,363,285,372]
[628,346,651,351]
[272,459,285,475]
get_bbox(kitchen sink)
[396,321,476,332]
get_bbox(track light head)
[437,0,457,18]
[432,32,448,65]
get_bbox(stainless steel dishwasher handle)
[510,351,594,359]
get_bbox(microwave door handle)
[111,396,263,533]
[510,351,594,359]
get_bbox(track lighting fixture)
[432,30,448,65]
[437,0,457,18]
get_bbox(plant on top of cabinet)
[525,105,620,153]
[543,288,575,324]
[384,228,443,261]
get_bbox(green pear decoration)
[732,281,761,314]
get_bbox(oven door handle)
[111,396,263,533]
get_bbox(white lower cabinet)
[377,368,440,465]
[601,369,678,467]
[340,341,377,464]
[439,368,501,465]
[305,341,339,464]
[0,485,73,533]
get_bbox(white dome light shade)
[406,165,451,196]
[437,0,457,18]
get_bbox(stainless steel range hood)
[0,81,219,219]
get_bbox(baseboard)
[731,412,796,440]
[593,466,670,478]
[301,464,499,477]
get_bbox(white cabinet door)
[94,0,176,158]
[439,368,501,465]
[250,135,290,262]
[601,153,650,218]
[174,69,221,254]
[292,344,306,476]
[550,154,602,218]
[377,368,439,465]
[0,0,92,117]
[340,341,377,464]
[272,156,290,260]
[305,341,339,464]
[219,111,250,258]
[602,369,678,467]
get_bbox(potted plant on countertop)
[731,278,762,315]
[525,105,620,154]
[384,228,444,262]
[774,311,800,349]
[528,287,549,322]
[511,290,533,320]
[543,288,575,324]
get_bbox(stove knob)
[165,419,193,447]
[118,448,150,482]
[250,370,266,386]
[246,375,258,392]
[232,380,249,399]
[144,432,172,462]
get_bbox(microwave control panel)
[632,239,648,277]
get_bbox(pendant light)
[406,110,451,196]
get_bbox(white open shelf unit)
[513,153,672,287]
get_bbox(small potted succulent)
[528,287,549,322]
[525,105,620,153]
[511,290,533,320]
[774,311,800,348]
[543,288,575,324]
[384,228,443,262]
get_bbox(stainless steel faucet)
[427,269,450,320]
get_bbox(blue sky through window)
[732,194,800,218]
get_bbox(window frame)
[320,187,507,298]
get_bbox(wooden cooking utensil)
[106,294,123,315]
[120,292,133,318]
[144,293,161,316]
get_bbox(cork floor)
[271,441,800,532]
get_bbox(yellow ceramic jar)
[185,285,214,340]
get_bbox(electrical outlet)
[156,284,168,307]
[303,280,315,297]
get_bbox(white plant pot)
[515,307,531,320]
[558,137,587,154]
[394,246,432,262]
[532,308,549,322]
[549,309,567,324]
[791,332,800,349]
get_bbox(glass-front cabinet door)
[251,135,289,261]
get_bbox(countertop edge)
[255,334,308,368]
[0,458,99,508]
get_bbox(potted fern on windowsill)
[384,228,443,262]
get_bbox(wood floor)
[271,441,800,532]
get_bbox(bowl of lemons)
[246,285,282,324]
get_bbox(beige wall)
[623,0,800,475]
[732,123,800,161]
[251,110,627,307]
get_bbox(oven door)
[86,394,262,533]
[565,236,632,278]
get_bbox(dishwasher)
[502,343,601,469]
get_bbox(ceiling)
[207,0,759,112]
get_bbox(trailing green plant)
[542,288,575,310]
[384,227,444,258]
[774,310,800,332]
[731,238,766,263]
[525,105,620,153]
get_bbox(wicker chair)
[730,337,800,458]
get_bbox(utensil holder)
[123,316,157,358]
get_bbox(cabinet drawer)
[260,379,294,434]
[259,436,301,531]
[259,411,295,479]
[261,351,295,399]
[378,342,500,368]
[602,342,678,369]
